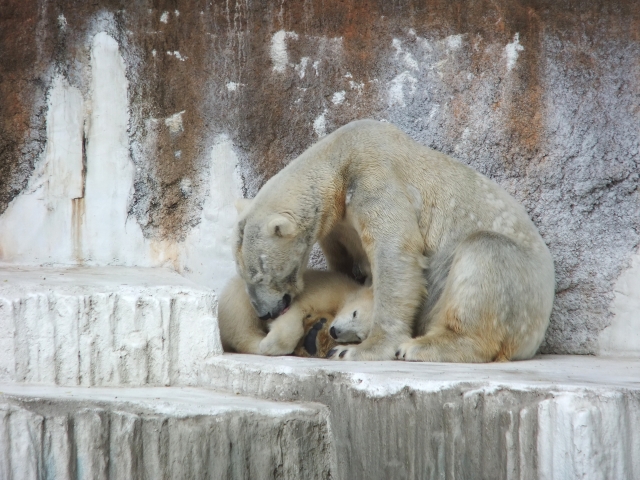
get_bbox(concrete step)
[2,266,639,478]
[0,266,221,386]
[202,354,640,480]
[0,384,333,480]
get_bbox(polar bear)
[328,286,374,344]
[218,269,372,355]
[233,119,555,362]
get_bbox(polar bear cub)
[328,286,374,344]
[218,269,372,355]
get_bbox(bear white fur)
[218,269,372,355]
[233,120,555,362]
[329,286,374,344]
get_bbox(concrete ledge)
[0,267,221,386]
[0,385,333,480]
[202,354,640,480]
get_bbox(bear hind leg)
[398,231,537,363]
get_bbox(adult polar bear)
[234,120,555,362]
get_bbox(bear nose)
[329,326,338,339]
[259,313,272,321]
[282,294,291,309]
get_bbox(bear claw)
[326,348,337,358]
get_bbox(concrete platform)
[2,266,639,478]
[0,266,221,386]
[202,354,640,480]
[0,385,333,480]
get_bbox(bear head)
[329,287,374,343]
[233,198,311,320]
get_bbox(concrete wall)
[0,0,638,355]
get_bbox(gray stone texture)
[0,385,334,480]
[0,1,638,353]
[203,354,640,480]
[0,267,222,386]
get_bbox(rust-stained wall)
[0,0,638,354]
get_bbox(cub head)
[329,287,374,343]
[233,198,311,320]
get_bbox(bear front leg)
[259,306,306,356]
[319,233,356,278]
[327,201,426,361]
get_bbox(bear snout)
[330,326,338,339]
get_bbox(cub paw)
[258,336,294,356]
[294,315,339,358]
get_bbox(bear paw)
[395,339,433,362]
[325,345,356,360]
[326,342,397,361]
[301,318,327,356]
[258,336,295,356]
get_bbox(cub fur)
[233,119,555,362]
[218,269,371,356]
[329,286,374,344]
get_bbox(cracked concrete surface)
[203,354,640,480]
[0,385,334,480]
[0,267,221,386]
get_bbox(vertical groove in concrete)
[0,391,333,480]
[204,358,640,480]
[0,275,221,386]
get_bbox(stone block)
[0,385,333,480]
[0,267,222,386]
[203,354,640,480]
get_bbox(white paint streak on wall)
[505,33,524,71]
[445,34,463,50]
[295,57,309,79]
[349,80,364,94]
[388,71,417,107]
[331,91,346,105]
[0,75,83,263]
[392,38,403,56]
[313,110,327,137]
[83,32,148,265]
[0,32,247,296]
[270,30,298,73]
[167,50,187,61]
[164,110,185,133]
[391,38,419,71]
[46,78,84,200]
[226,82,244,91]
[599,250,640,356]
[181,135,243,293]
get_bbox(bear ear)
[266,215,297,238]
[235,198,252,215]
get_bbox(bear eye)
[352,311,357,318]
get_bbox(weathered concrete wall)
[0,1,638,354]
[204,354,640,480]
[0,267,222,386]
[0,385,333,480]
